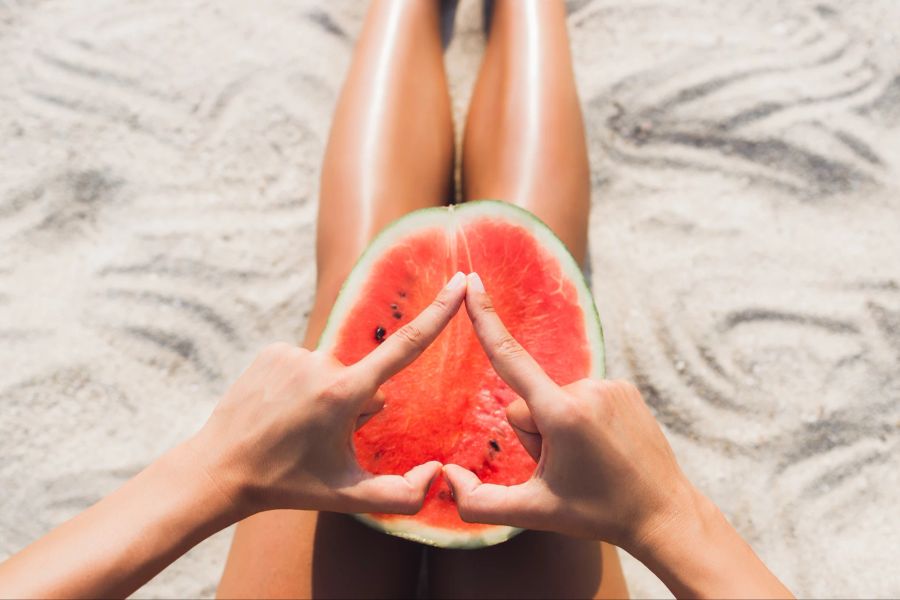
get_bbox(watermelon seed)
[374,326,386,343]
[392,311,402,319]
[398,290,406,297]
[489,439,501,452]
[390,303,399,310]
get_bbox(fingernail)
[445,271,465,290]
[467,272,485,292]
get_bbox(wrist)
[626,485,791,599]
[627,485,723,592]
[181,430,255,522]
[624,478,710,558]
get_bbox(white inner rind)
[317,200,605,548]
[354,514,523,549]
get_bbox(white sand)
[1,1,899,597]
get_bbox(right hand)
[443,273,701,552]
[190,271,469,519]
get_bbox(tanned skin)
[0,275,791,599]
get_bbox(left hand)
[190,271,468,518]
[443,273,695,548]
[0,274,468,600]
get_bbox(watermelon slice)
[318,201,604,548]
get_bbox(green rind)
[317,200,605,548]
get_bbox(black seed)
[390,303,399,310]
[398,290,407,297]
[392,311,402,319]
[374,326,386,342]
[373,450,383,460]
[489,439,501,452]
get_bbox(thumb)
[442,464,549,529]
[506,398,541,461]
[339,461,442,515]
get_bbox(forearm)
[631,488,793,600]
[0,440,240,599]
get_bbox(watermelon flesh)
[318,201,604,548]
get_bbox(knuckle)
[613,379,641,398]
[395,323,425,348]
[478,296,497,314]
[590,378,610,393]
[321,372,358,404]
[430,293,451,312]
[261,341,293,360]
[593,393,615,421]
[398,488,423,514]
[361,482,421,515]
[455,496,480,523]
[571,378,629,408]
[573,378,606,396]
[293,347,312,365]
[549,394,591,428]
[260,343,310,371]
[310,349,341,371]
[492,335,525,361]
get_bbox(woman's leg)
[428,533,628,599]
[217,1,454,597]
[429,2,628,598]
[461,0,590,261]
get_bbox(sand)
[1,0,898,597]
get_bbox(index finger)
[348,271,467,389]
[464,272,558,410]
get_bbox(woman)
[0,1,791,598]
[220,0,623,596]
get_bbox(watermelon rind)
[317,200,605,548]
[354,513,523,549]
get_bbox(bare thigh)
[433,1,629,595]
[428,531,627,599]
[217,1,453,597]
[218,510,423,599]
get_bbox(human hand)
[190,271,468,519]
[442,273,698,552]
[445,275,793,599]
